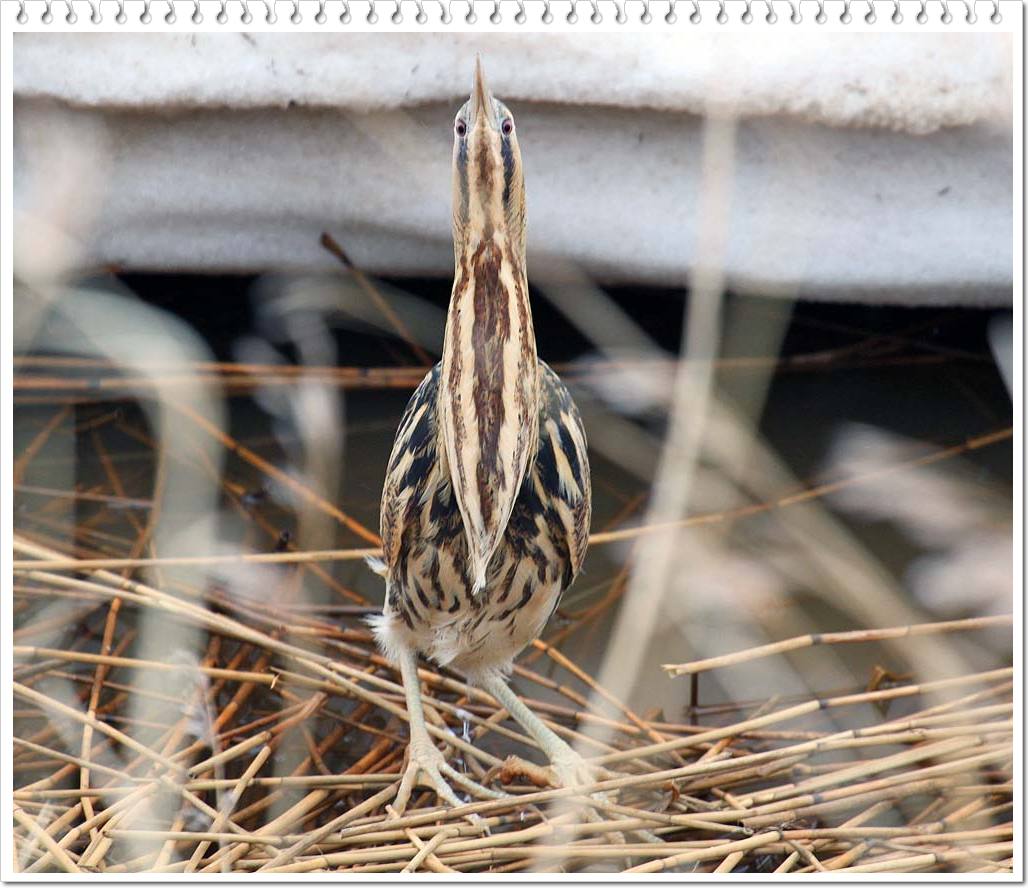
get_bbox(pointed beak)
[471,56,498,131]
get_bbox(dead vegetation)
[10,352,1014,874]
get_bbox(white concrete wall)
[13,31,1014,304]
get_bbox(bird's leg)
[479,674,662,847]
[394,648,506,814]
[478,673,604,791]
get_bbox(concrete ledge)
[13,32,1013,304]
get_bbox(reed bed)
[10,353,1014,874]
[12,367,1015,875]
[10,570,1015,873]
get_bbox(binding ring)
[566,0,602,24]
[13,0,1010,28]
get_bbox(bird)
[369,58,594,813]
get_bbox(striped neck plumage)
[439,59,539,596]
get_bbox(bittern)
[369,59,593,812]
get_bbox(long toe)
[545,753,660,845]
[439,760,509,801]
[394,742,507,815]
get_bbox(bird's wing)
[379,364,442,576]
[533,362,592,583]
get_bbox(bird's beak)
[471,56,498,131]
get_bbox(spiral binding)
[13,0,1006,26]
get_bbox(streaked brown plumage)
[369,59,594,811]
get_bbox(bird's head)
[451,57,525,259]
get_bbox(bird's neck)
[444,225,536,402]
[438,225,539,592]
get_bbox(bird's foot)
[489,753,658,844]
[394,739,508,815]
[546,752,661,845]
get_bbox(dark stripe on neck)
[457,138,470,225]
[470,240,512,527]
[501,138,515,208]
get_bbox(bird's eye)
[455,119,467,137]
[501,118,514,136]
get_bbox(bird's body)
[373,360,590,680]
[370,58,594,811]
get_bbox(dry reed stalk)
[12,807,82,874]
[12,406,71,484]
[13,647,277,686]
[17,355,954,405]
[663,614,1014,676]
